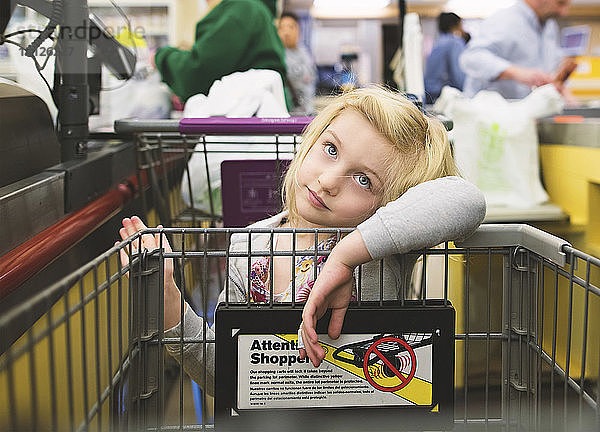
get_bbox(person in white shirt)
[459,0,572,100]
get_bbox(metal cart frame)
[114,118,308,229]
[1,223,599,431]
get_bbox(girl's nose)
[317,171,340,195]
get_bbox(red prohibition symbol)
[363,336,417,392]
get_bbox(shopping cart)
[1,222,599,431]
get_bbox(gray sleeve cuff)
[357,213,394,261]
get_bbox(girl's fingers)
[118,247,129,268]
[130,215,147,230]
[121,218,138,237]
[161,230,173,253]
[123,216,150,241]
[141,233,156,249]
[327,308,348,340]
[153,226,173,255]
[139,227,157,249]
[116,242,131,278]
[154,225,166,250]
[299,348,307,360]
[122,216,158,250]
[300,317,323,367]
[119,227,129,241]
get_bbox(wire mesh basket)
[1,223,599,431]
[116,118,310,229]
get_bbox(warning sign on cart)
[237,333,433,409]
[215,303,454,429]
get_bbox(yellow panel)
[535,143,600,379]
[571,56,600,79]
[541,265,600,380]
[568,56,600,98]
[0,255,130,431]
[589,182,600,254]
[539,145,600,226]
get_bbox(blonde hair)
[282,86,460,226]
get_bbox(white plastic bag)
[434,85,564,208]
[180,136,295,214]
[183,69,289,118]
[180,69,291,214]
[101,70,172,122]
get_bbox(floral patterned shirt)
[249,236,337,303]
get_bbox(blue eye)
[354,174,371,189]
[324,143,338,158]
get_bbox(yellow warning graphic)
[276,333,433,406]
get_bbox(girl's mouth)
[307,187,330,210]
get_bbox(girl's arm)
[357,176,486,260]
[300,176,486,366]
[119,217,218,393]
[118,216,183,329]
[162,265,247,396]
[118,218,253,393]
[164,305,217,395]
[299,230,369,366]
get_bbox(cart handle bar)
[179,117,313,135]
[114,117,314,136]
[456,223,570,266]
[114,119,180,134]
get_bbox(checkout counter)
[0,0,140,314]
[537,108,600,257]
[0,83,141,325]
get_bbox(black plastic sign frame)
[215,300,454,431]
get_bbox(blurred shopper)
[460,0,572,100]
[154,0,288,104]
[424,12,468,104]
[278,11,317,115]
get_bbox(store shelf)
[89,0,176,47]
[88,0,174,7]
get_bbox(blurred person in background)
[278,11,317,116]
[424,12,468,104]
[459,0,574,101]
[154,0,289,104]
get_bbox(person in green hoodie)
[155,0,288,105]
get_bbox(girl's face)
[294,109,395,228]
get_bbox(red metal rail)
[0,176,139,299]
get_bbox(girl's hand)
[299,230,371,367]
[117,216,184,329]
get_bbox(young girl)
[118,86,486,391]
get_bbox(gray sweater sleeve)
[357,176,486,260]
[163,234,250,396]
[163,279,245,397]
[164,304,216,395]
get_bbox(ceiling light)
[445,0,516,18]
[313,0,392,11]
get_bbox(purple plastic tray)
[221,159,292,227]
[178,117,313,135]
